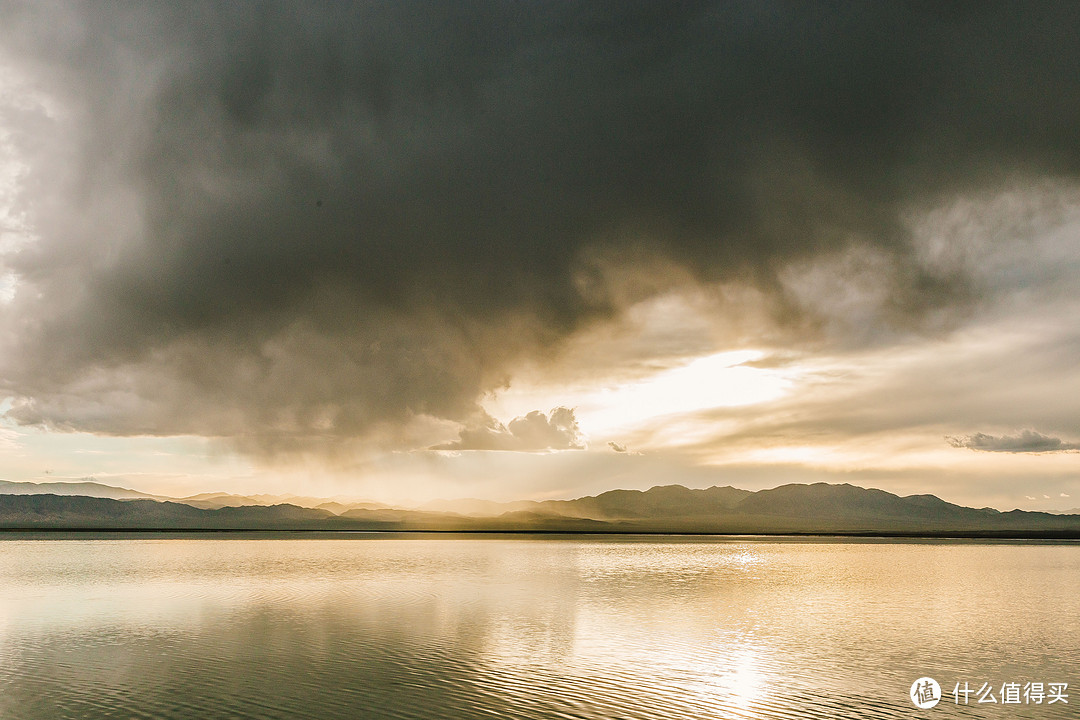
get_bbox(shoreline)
[2,527,1079,541]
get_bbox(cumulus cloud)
[607,441,643,455]
[946,430,1080,453]
[1,3,1080,456]
[433,407,584,452]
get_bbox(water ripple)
[0,537,1076,719]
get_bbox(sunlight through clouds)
[578,351,793,436]
[485,350,795,441]
[1,3,1079,510]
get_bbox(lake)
[0,534,1076,719]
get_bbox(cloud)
[0,426,22,451]
[946,430,1080,454]
[606,441,643,456]
[1,3,1080,457]
[433,407,584,453]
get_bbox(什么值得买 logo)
[910,677,941,709]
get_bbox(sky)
[1,2,1078,510]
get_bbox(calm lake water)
[0,534,1076,719]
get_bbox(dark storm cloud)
[946,431,1080,453]
[2,1,1080,452]
[433,407,584,452]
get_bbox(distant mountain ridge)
[0,479,165,501]
[0,480,387,512]
[1,482,1078,536]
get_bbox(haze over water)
[0,535,1076,719]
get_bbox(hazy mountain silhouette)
[0,479,166,501]
[539,485,753,520]
[0,494,333,529]
[2,482,1078,536]
[177,492,267,510]
[417,486,752,519]
[175,492,392,512]
[0,481,388,512]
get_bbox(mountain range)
[1,480,1078,536]
[0,480,391,511]
[0,479,165,501]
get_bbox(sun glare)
[576,350,792,435]
[483,350,794,441]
